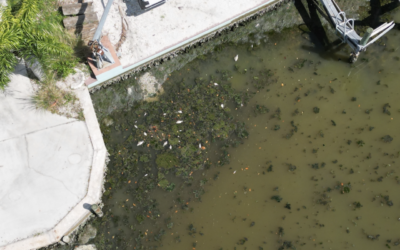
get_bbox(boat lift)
[319,0,395,62]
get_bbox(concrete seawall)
[87,0,290,92]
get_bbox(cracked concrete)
[0,62,106,249]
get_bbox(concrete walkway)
[0,63,106,250]
[88,0,281,88]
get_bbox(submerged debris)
[381,135,393,143]
[271,195,283,203]
[383,103,391,115]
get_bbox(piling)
[91,204,104,217]
[360,27,373,46]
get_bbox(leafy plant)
[0,0,78,89]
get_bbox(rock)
[138,72,160,98]
[78,224,97,244]
[25,57,45,82]
[61,235,70,243]
[103,116,114,127]
[75,245,97,250]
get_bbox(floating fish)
[176,120,183,124]
[169,145,172,149]
[163,141,168,147]
[233,170,237,174]
[144,174,148,177]
[134,125,138,128]
[144,132,147,136]
[144,112,147,116]
[137,141,144,146]
[214,83,218,86]
[234,55,239,62]
[176,110,182,113]
[163,113,167,116]
[221,104,224,108]
[199,143,201,149]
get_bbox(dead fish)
[199,143,201,149]
[144,132,147,136]
[137,141,144,146]
[169,145,172,149]
[234,55,239,62]
[163,141,168,147]
[176,120,183,124]
[221,104,224,108]
[134,125,138,129]
[144,112,147,116]
[176,110,182,113]
[163,113,167,116]
[214,83,219,86]
[144,174,148,177]
[233,170,236,174]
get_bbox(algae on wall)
[91,0,371,122]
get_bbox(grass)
[0,0,85,86]
[0,0,91,118]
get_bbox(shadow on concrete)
[124,0,147,17]
[83,203,92,210]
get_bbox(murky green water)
[84,3,400,250]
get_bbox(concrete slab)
[0,63,70,142]
[0,63,106,249]
[94,0,277,66]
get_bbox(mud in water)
[72,2,400,250]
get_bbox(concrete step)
[63,13,98,29]
[62,2,94,16]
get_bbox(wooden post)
[91,204,104,217]
[360,28,373,46]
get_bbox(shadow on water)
[295,0,400,61]
[294,0,349,61]
[295,0,330,49]
[355,0,400,29]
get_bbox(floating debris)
[234,55,239,62]
[176,120,183,124]
[137,141,144,146]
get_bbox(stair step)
[62,2,94,15]
[63,12,98,29]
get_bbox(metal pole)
[92,0,115,42]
